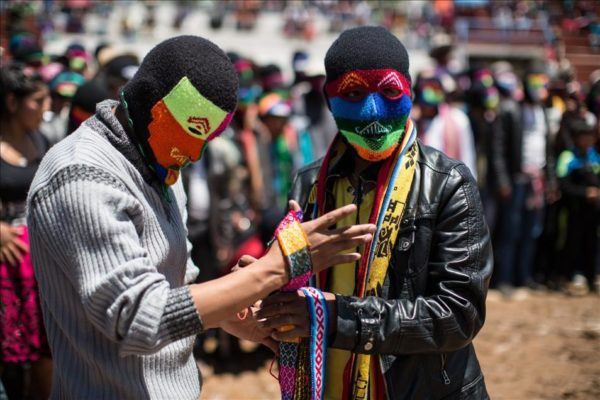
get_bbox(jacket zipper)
[440,354,451,385]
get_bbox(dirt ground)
[198,290,600,400]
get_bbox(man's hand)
[257,290,337,342]
[290,200,375,274]
[230,255,258,273]
[220,301,279,354]
[0,222,29,266]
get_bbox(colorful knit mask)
[473,69,499,110]
[325,69,412,161]
[146,76,233,185]
[120,35,239,187]
[525,73,549,103]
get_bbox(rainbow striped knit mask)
[146,76,233,185]
[325,68,412,162]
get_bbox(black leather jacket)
[290,141,493,400]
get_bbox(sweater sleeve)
[27,165,203,356]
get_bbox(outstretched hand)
[289,200,375,274]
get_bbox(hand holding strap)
[275,210,313,291]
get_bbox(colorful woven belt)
[274,210,328,400]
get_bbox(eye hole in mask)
[340,86,369,101]
[380,86,403,100]
[340,85,405,103]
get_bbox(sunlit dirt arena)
[198,291,600,400]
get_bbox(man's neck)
[347,154,378,188]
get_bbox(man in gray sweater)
[27,36,375,399]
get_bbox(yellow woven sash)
[353,134,418,400]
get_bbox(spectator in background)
[258,91,314,211]
[102,54,140,99]
[467,66,501,230]
[587,71,600,118]
[66,79,111,134]
[9,33,46,69]
[40,70,85,145]
[290,52,337,160]
[493,68,557,295]
[0,64,52,400]
[62,43,90,78]
[556,115,600,295]
[413,71,478,178]
[64,48,138,136]
[257,63,286,93]
[556,85,597,153]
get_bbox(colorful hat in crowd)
[65,43,90,73]
[469,67,499,110]
[104,54,140,82]
[10,33,46,67]
[121,35,238,185]
[235,58,262,106]
[67,79,111,134]
[258,92,292,118]
[50,71,86,98]
[258,64,285,92]
[39,62,64,83]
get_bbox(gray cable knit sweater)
[27,100,204,399]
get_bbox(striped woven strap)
[301,287,328,400]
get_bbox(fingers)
[272,325,309,341]
[238,255,258,268]
[2,243,22,266]
[261,337,279,354]
[0,250,10,266]
[12,237,29,254]
[288,199,302,212]
[260,311,309,330]
[311,234,372,270]
[231,254,259,273]
[326,234,373,254]
[259,291,302,310]
[323,252,362,267]
[327,224,377,242]
[312,204,357,230]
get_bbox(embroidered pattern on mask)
[326,69,412,162]
[146,76,234,185]
[161,76,232,140]
[338,72,370,93]
[325,69,411,99]
[378,71,404,91]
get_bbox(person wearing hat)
[257,91,314,212]
[556,115,600,295]
[40,70,86,145]
[258,26,492,399]
[493,68,557,296]
[26,35,376,399]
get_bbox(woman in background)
[0,64,52,399]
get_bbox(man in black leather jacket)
[258,27,492,400]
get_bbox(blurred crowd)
[1,0,599,397]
